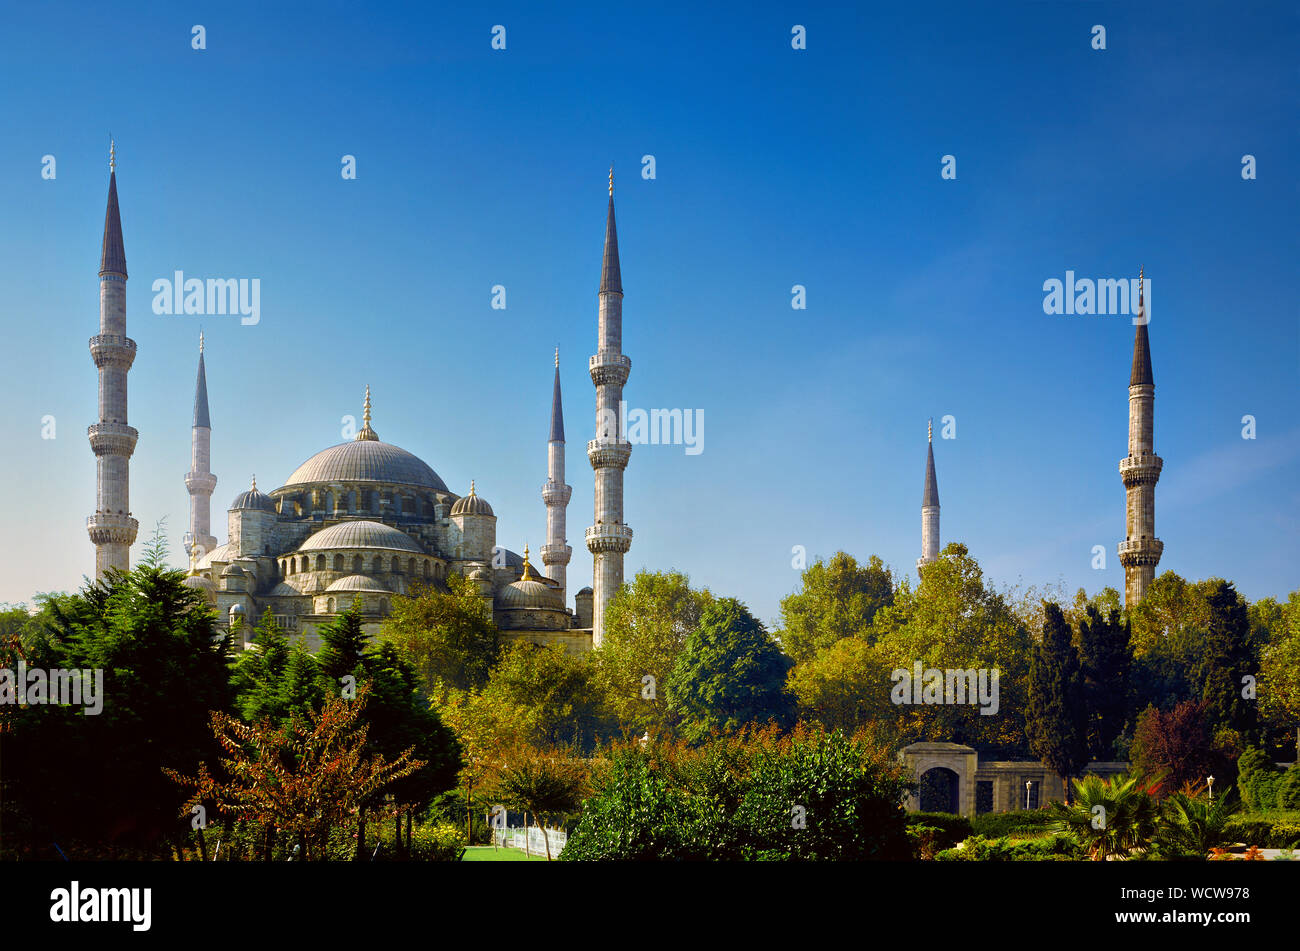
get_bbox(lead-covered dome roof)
[298,520,423,554]
[231,476,276,512]
[279,387,448,492]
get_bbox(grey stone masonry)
[88,158,138,577]
[586,184,632,646]
[1118,272,1163,606]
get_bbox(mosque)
[87,148,635,653]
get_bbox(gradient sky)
[1,1,1296,626]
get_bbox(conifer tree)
[1077,606,1134,758]
[1025,602,1088,802]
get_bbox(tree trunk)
[195,827,208,862]
[263,825,272,862]
[395,810,402,859]
[540,819,552,861]
[356,804,367,861]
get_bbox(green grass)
[462,845,552,862]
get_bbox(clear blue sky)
[1,1,1296,626]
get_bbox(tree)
[1130,700,1222,795]
[491,743,589,860]
[231,608,293,724]
[380,574,500,693]
[667,598,794,742]
[787,635,896,735]
[316,598,370,689]
[1025,603,1089,801]
[1197,581,1258,741]
[594,569,714,739]
[4,528,233,858]
[167,685,422,861]
[482,641,607,750]
[1077,605,1134,759]
[777,553,894,664]
[1155,784,1241,858]
[1050,773,1158,860]
[1259,596,1300,755]
[869,543,1033,755]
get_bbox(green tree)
[777,553,894,664]
[667,598,794,742]
[1197,581,1258,741]
[1050,773,1158,860]
[787,635,896,735]
[380,574,500,693]
[1077,605,1134,759]
[1155,785,1241,858]
[231,608,293,724]
[1025,603,1089,802]
[594,569,714,738]
[483,641,607,749]
[1258,590,1300,755]
[316,598,370,689]
[492,743,589,860]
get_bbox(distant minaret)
[541,348,573,599]
[917,418,940,572]
[183,332,218,559]
[1118,267,1163,605]
[586,165,633,645]
[87,140,139,577]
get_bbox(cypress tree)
[1025,602,1089,802]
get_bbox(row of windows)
[280,553,441,578]
[277,490,436,519]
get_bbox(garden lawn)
[462,845,551,862]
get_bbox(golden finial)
[364,384,372,426]
[555,346,560,368]
[187,546,199,576]
[251,474,257,491]
[928,417,933,443]
[608,162,614,197]
[109,137,116,172]
[469,480,476,497]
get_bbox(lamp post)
[1207,775,1215,802]
[1026,780,1033,810]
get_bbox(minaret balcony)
[89,334,137,370]
[589,352,631,387]
[87,512,139,545]
[586,523,633,554]
[1117,538,1164,566]
[1118,454,1163,487]
[539,542,573,565]
[87,422,139,457]
[185,471,218,494]
[541,482,573,506]
[587,439,632,470]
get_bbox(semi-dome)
[326,574,391,593]
[298,519,423,554]
[230,475,276,512]
[450,480,494,517]
[198,542,235,568]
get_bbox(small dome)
[298,520,423,554]
[576,586,593,596]
[182,574,216,595]
[231,476,277,512]
[220,563,249,577]
[269,581,302,597]
[450,481,494,517]
[496,546,564,611]
[198,543,235,568]
[229,603,246,616]
[326,574,391,593]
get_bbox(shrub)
[1223,815,1300,849]
[1277,765,1300,810]
[934,834,1082,862]
[971,810,1057,838]
[906,813,973,858]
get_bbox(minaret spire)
[587,173,633,644]
[918,419,940,572]
[88,146,138,576]
[184,332,218,559]
[1118,266,1163,605]
[542,349,573,598]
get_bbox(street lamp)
[1026,780,1033,810]
[1207,775,1215,801]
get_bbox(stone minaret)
[917,418,940,572]
[183,332,218,559]
[541,348,573,599]
[586,167,633,645]
[87,141,139,577]
[1118,268,1163,606]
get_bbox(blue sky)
[1,1,1296,626]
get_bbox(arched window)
[315,554,326,571]
[408,558,417,575]
[327,598,336,613]
[352,554,363,573]
[333,554,344,571]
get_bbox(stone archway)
[900,742,978,817]
[918,767,960,813]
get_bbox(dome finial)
[469,479,476,497]
[356,384,379,440]
[187,546,199,576]
[251,473,257,491]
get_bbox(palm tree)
[1050,773,1158,860]
[1155,783,1240,858]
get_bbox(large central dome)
[282,439,448,491]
